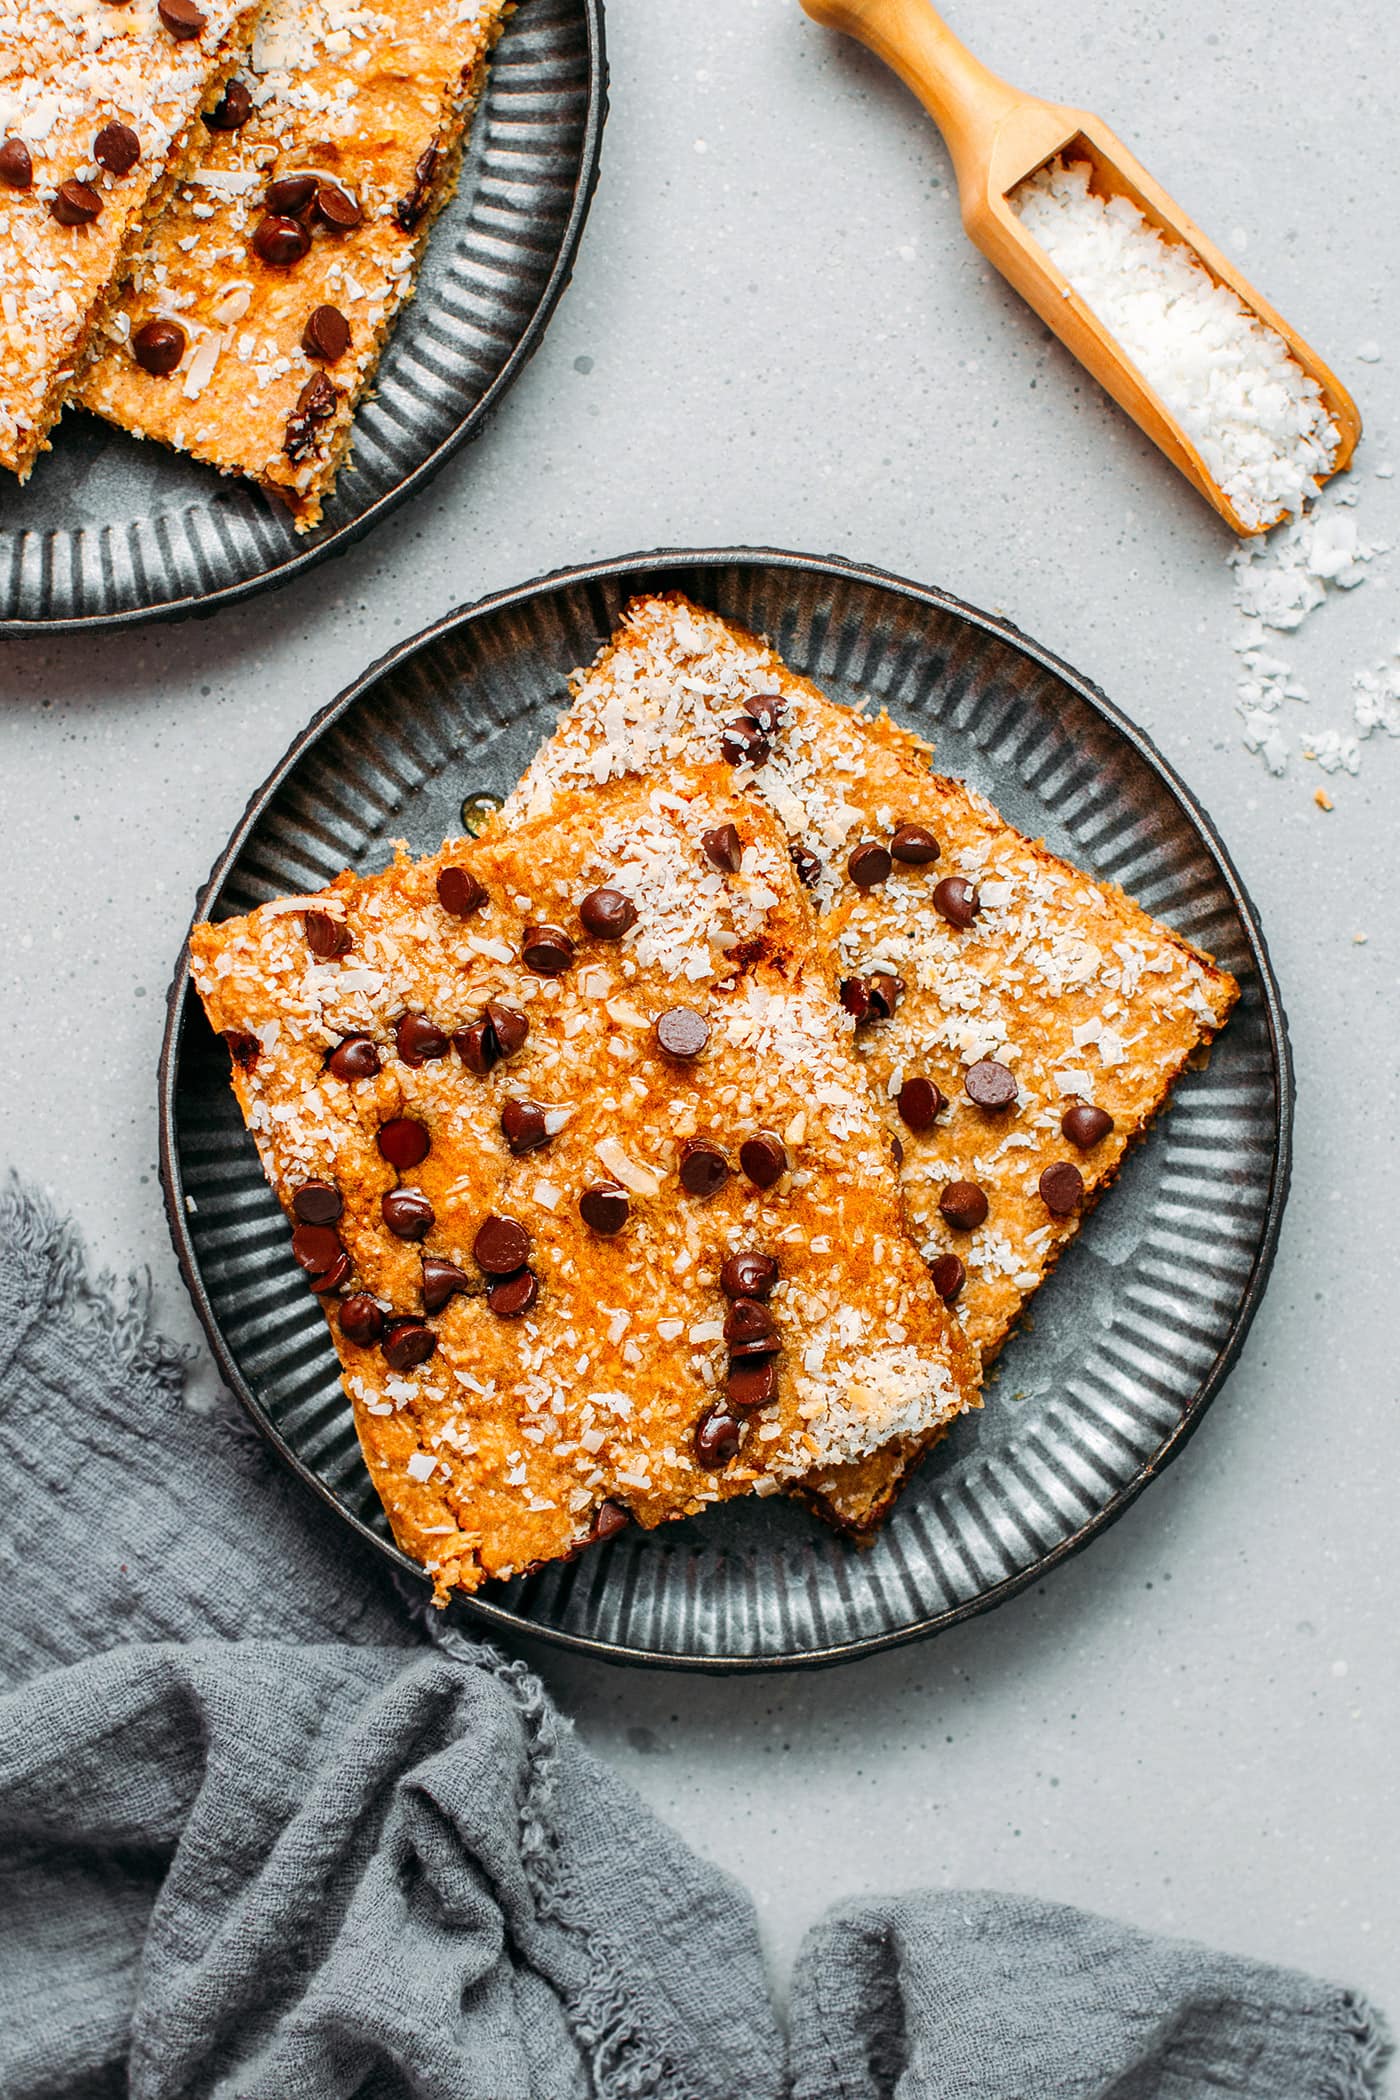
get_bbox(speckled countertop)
[1,0,1396,2016]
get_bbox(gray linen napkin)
[0,1179,782,2100]
[0,1176,1388,2100]
[789,1894,1389,2100]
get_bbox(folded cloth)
[789,1894,1390,2100]
[0,1177,1388,2100]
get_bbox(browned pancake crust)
[190,762,978,1597]
[504,592,1238,1535]
[79,0,509,528]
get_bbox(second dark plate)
[0,0,605,632]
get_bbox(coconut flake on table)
[1230,496,1385,630]
[1354,645,1400,743]
[1226,484,1391,778]
[1011,156,1339,531]
[1300,728,1361,776]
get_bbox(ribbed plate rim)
[158,545,1293,1672]
[0,0,607,638]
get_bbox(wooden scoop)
[800,0,1360,535]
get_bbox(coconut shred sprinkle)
[1012,157,1339,531]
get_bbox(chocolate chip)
[579,887,637,940]
[727,1333,783,1360]
[436,865,486,918]
[678,1138,730,1198]
[303,909,350,958]
[382,1319,436,1372]
[94,122,140,175]
[747,694,785,736]
[338,1295,384,1346]
[726,1359,778,1411]
[694,1407,742,1469]
[939,1180,989,1231]
[840,976,872,1021]
[739,1132,787,1188]
[897,1077,946,1132]
[395,140,440,231]
[485,1002,528,1057]
[868,973,904,1020]
[890,823,941,865]
[723,1298,776,1347]
[50,181,101,225]
[933,876,981,929]
[327,1033,380,1081]
[264,172,317,216]
[302,303,350,361]
[252,213,311,267]
[891,1136,903,1168]
[473,1214,530,1275]
[521,923,575,975]
[580,1182,629,1235]
[589,1499,631,1543]
[313,180,361,230]
[452,1019,496,1075]
[720,716,769,767]
[1039,1161,1085,1216]
[719,1251,778,1300]
[842,973,900,1021]
[220,1028,260,1071]
[132,319,186,376]
[381,1188,434,1240]
[488,1268,538,1318]
[395,1012,449,1066]
[456,1006,526,1074]
[930,1252,965,1302]
[284,371,338,460]
[422,1257,471,1313]
[965,1059,1017,1110]
[307,1250,352,1294]
[501,1098,549,1155]
[0,138,33,190]
[293,1179,342,1225]
[376,1117,430,1170]
[702,823,743,874]
[1062,1101,1114,1149]
[655,1008,709,1060]
[291,1222,343,1274]
[203,78,252,130]
[158,0,206,36]
[790,844,823,888]
[847,841,892,889]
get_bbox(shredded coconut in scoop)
[1012,156,1339,531]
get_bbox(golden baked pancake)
[190,762,979,1597]
[505,593,1239,1531]
[79,0,509,528]
[0,0,260,479]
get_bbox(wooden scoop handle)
[800,0,1028,188]
[800,0,1082,213]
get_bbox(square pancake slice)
[505,592,1240,1531]
[189,763,979,1599]
[0,0,261,479]
[78,0,509,530]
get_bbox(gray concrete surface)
[3,0,1397,2023]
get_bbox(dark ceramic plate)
[160,550,1291,1669]
[0,0,604,634]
